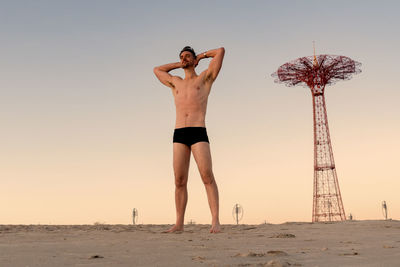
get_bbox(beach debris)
[267,251,288,256]
[340,241,354,244]
[233,251,265,257]
[247,251,266,257]
[191,256,205,262]
[270,233,296,238]
[321,247,328,251]
[339,252,359,256]
[383,245,396,248]
[89,255,104,259]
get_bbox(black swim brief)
[173,127,210,147]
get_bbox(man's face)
[180,51,195,69]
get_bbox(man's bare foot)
[209,222,221,233]
[163,224,184,233]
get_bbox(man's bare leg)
[192,142,221,233]
[165,143,191,233]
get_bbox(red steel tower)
[272,47,361,222]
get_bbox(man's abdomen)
[174,100,208,128]
[175,111,206,128]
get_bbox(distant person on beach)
[153,46,225,233]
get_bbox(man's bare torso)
[172,72,211,128]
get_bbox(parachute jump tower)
[272,44,361,222]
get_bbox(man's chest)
[174,82,209,98]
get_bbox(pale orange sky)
[1,1,399,224]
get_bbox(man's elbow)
[153,67,159,75]
[218,47,225,55]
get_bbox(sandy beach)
[1,220,399,267]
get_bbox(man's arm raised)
[198,47,225,82]
[153,62,182,89]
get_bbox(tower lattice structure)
[272,50,361,222]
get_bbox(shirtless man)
[153,46,225,233]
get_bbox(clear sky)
[1,0,399,224]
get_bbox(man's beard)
[182,61,192,69]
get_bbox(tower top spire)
[313,41,318,67]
